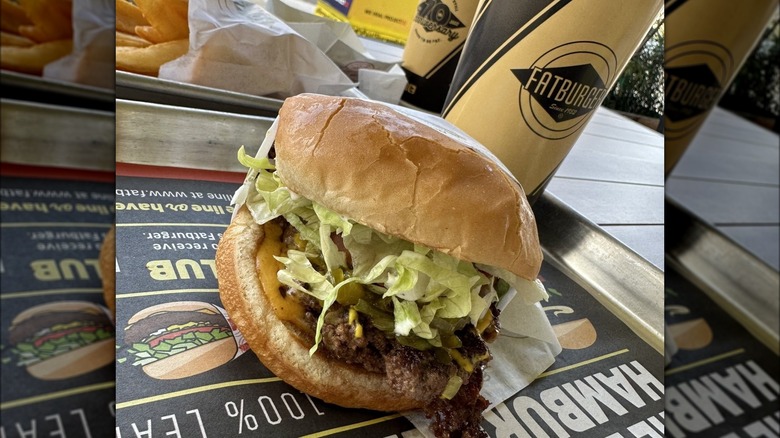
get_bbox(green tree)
[602,21,665,119]
[719,16,779,130]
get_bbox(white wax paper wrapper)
[358,64,407,104]
[42,0,114,89]
[265,0,405,103]
[159,0,355,98]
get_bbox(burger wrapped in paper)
[216,94,549,437]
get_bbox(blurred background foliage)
[719,15,780,132]
[601,18,665,125]
[600,13,780,133]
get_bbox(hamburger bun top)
[275,94,542,280]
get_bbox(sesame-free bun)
[274,94,542,281]
[216,207,422,411]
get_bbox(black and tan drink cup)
[664,0,778,176]
[441,0,663,202]
[400,0,480,113]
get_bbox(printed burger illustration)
[666,305,713,350]
[124,301,241,379]
[543,306,598,350]
[216,94,554,437]
[9,301,115,380]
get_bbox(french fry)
[1,0,33,33]
[116,30,151,48]
[17,0,73,43]
[133,0,188,44]
[115,38,188,76]
[116,0,149,35]
[0,39,72,74]
[1,30,35,47]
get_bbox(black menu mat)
[665,268,779,438]
[1,174,116,437]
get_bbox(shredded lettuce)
[392,297,422,336]
[235,146,548,355]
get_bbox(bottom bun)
[141,337,238,380]
[27,338,114,380]
[216,208,421,412]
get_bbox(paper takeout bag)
[159,0,356,98]
[42,0,114,89]
[264,0,408,103]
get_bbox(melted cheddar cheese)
[256,221,306,329]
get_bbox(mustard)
[449,350,474,373]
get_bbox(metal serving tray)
[1,98,114,172]
[116,70,369,118]
[664,198,778,437]
[665,198,780,352]
[1,70,114,106]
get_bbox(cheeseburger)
[216,94,548,436]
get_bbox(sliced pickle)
[397,335,433,350]
[353,299,394,332]
[337,282,365,305]
[441,334,462,349]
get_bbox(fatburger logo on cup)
[511,42,617,140]
[414,0,468,41]
[664,41,733,142]
[663,0,777,175]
